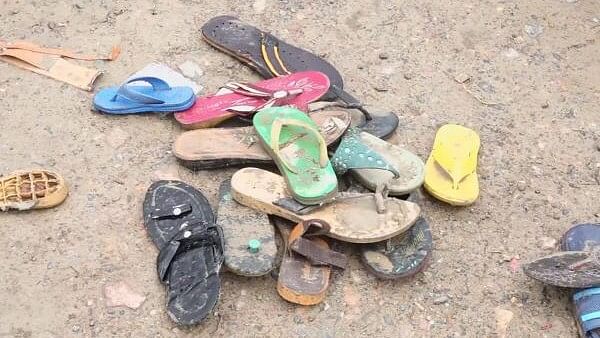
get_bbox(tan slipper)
[173,110,351,170]
[0,170,68,211]
[231,167,421,243]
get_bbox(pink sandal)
[174,71,329,129]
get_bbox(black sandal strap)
[330,84,373,121]
[151,203,192,219]
[157,220,224,283]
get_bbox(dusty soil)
[1,0,599,337]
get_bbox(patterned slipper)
[0,170,68,211]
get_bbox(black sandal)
[143,180,224,325]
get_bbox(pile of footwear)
[116,16,481,326]
[1,16,484,327]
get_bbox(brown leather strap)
[0,40,120,61]
[288,220,347,269]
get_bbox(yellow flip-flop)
[424,124,480,206]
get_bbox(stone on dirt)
[103,281,146,309]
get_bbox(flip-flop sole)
[201,15,343,101]
[230,167,421,243]
[217,180,276,277]
[523,251,600,288]
[352,132,425,195]
[173,110,351,170]
[360,217,433,280]
[165,247,221,325]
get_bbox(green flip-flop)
[253,107,338,205]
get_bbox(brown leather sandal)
[274,218,347,305]
[0,170,68,211]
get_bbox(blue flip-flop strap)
[574,288,600,334]
[114,76,171,104]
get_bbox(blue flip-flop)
[562,223,600,338]
[93,76,195,114]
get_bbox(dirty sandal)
[360,217,433,279]
[217,179,276,276]
[523,223,600,288]
[331,128,424,195]
[173,110,350,170]
[274,218,347,305]
[201,15,396,135]
[424,124,481,206]
[231,167,421,243]
[562,223,600,338]
[0,170,68,211]
[201,16,342,101]
[174,71,329,129]
[94,76,195,114]
[143,180,224,325]
[253,107,338,205]
[309,101,400,140]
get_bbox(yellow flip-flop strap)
[270,118,328,174]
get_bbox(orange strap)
[0,40,120,61]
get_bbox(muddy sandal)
[331,128,425,195]
[201,15,399,139]
[231,167,421,243]
[253,107,338,205]
[524,223,600,289]
[274,218,347,305]
[173,110,351,170]
[0,170,68,211]
[562,224,600,338]
[217,180,276,277]
[143,180,224,325]
[360,217,433,279]
[174,71,329,129]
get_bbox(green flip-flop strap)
[270,118,329,174]
[331,128,399,177]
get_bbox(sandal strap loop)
[223,81,303,116]
[114,76,171,104]
[288,220,347,269]
[270,118,329,174]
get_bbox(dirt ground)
[1,0,600,337]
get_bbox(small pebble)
[433,296,449,305]
[403,73,413,80]
[516,180,527,192]
[525,23,544,38]
[541,102,549,109]
[540,236,557,250]
[72,325,81,333]
[378,52,389,60]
